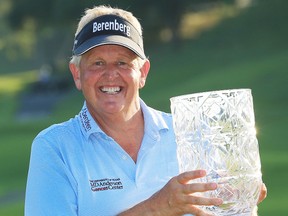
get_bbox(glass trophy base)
[203,205,256,216]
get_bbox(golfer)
[25,5,266,216]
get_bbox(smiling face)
[69,45,150,120]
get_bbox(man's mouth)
[100,86,122,95]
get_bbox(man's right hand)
[119,170,223,216]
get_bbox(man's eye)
[117,61,126,65]
[95,61,104,66]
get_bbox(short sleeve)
[25,136,78,216]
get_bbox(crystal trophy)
[170,89,262,216]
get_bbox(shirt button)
[122,155,128,160]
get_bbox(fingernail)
[215,198,223,205]
[210,182,217,189]
[199,170,206,176]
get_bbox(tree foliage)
[3,0,239,73]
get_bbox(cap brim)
[73,35,146,59]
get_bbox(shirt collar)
[140,99,169,135]
[78,100,170,140]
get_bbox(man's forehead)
[82,44,138,60]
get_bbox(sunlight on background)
[180,3,241,39]
[160,0,253,41]
[0,71,37,94]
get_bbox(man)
[25,5,266,216]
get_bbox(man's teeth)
[101,87,121,94]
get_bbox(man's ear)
[69,63,82,90]
[139,60,150,89]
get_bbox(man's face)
[70,45,150,119]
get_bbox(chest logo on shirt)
[89,178,123,192]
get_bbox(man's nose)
[104,64,119,79]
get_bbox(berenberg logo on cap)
[92,19,131,37]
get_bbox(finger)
[177,170,207,184]
[185,195,223,206]
[182,182,218,194]
[258,183,267,204]
[183,204,214,216]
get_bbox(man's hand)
[119,170,223,216]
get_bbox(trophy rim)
[170,88,252,102]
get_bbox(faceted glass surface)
[170,89,262,216]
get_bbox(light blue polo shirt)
[25,99,179,216]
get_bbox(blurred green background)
[0,0,287,215]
